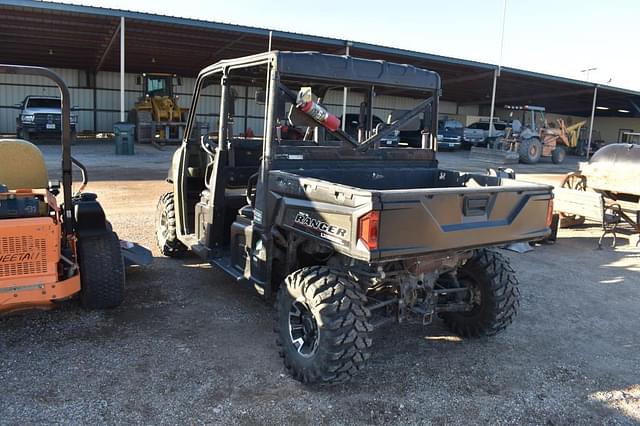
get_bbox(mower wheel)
[155,192,186,257]
[78,231,125,309]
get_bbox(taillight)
[358,211,380,250]
[546,199,554,227]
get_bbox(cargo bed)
[271,167,554,261]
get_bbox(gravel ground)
[1,144,638,425]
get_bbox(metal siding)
[2,67,467,134]
[0,67,86,131]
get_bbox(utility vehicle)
[155,52,554,384]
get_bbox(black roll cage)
[184,51,441,154]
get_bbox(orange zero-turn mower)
[0,65,146,314]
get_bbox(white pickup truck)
[15,96,77,140]
[464,121,507,147]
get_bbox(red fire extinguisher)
[296,87,341,132]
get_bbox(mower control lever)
[71,156,88,194]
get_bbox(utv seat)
[0,139,49,190]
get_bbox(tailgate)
[374,182,553,259]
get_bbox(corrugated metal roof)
[1,0,639,117]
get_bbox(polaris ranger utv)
[155,52,554,384]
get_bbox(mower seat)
[0,139,49,190]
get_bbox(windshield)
[470,122,489,130]
[146,76,172,97]
[26,98,60,109]
[186,61,438,158]
[442,119,462,129]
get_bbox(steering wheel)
[200,135,218,157]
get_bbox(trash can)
[114,122,135,155]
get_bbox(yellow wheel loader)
[128,73,188,143]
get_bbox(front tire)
[442,249,519,337]
[552,145,566,164]
[519,137,542,164]
[275,266,373,384]
[78,231,125,309]
[155,192,186,257]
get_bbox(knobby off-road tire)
[442,249,519,337]
[155,192,186,257]
[275,266,373,384]
[519,137,542,164]
[78,231,125,309]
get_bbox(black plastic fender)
[73,193,110,238]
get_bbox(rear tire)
[442,249,519,337]
[551,145,566,164]
[155,192,186,257]
[518,137,542,164]
[78,232,125,309]
[275,266,373,384]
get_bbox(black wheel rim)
[288,300,319,357]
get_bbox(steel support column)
[341,41,351,131]
[120,16,125,122]
[488,67,499,137]
[586,85,598,158]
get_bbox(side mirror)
[13,103,22,109]
[135,75,142,85]
[255,89,266,105]
[71,105,79,111]
[173,77,182,86]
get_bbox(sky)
[58,0,639,91]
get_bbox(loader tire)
[442,249,519,337]
[519,137,542,164]
[78,231,125,309]
[155,192,186,257]
[275,266,373,384]
[551,145,567,164]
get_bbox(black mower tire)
[275,266,373,384]
[155,192,186,257]
[519,137,542,164]
[78,231,125,309]
[442,249,519,337]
